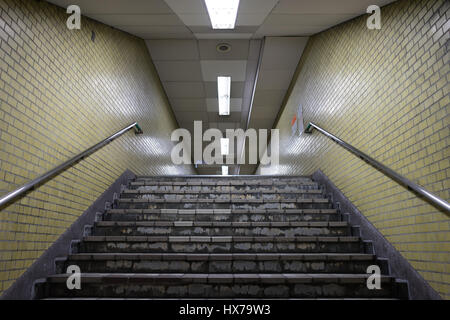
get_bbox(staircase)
[35,176,409,299]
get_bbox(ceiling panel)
[206,98,243,112]
[200,60,248,82]
[238,0,281,13]
[198,40,250,60]
[263,14,356,27]
[163,82,205,98]
[116,25,191,35]
[255,25,327,37]
[260,38,309,69]
[256,70,294,90]
[207,112,242,123]
[153,61,203,81]
[252,90,287,107]
[194,33,254,40]
[272,0,394,14]
[87,14,183,26]
[204,81,245,98]
[47,0,174,14]
[146,40,199,60]
[169,98,206,112]
[47,0,396,40]
[133,32,195,39]
[164,0,205,14]
[175,111,209,122]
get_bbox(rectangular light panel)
[222,165,229,176]
[204,0,240,29]
[220,138,229,155]
[217,76,231,115]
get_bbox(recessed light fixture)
[204,0,240,29]
[220,138,229,155]
[222,165,229,176]
[217,76,231,116]
[216,43,232,53]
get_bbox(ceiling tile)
[204,81,245,98]
[200,60,248,81]
[206,98,243,112]
[252,90,287,107]
[217,122,239,131]
[260,37,308,70]
[194,33,254,40]
[238,0,280,14]
[263,14,356,27]
[170,98,206,112]
[176,111,209,122]
[190,26,259,33]
[177,14,210,26]
[236,14,271,27]
[116,25,192,37]
[163,82,205,98]
[164,0,206,14]
[154,61,203,81]
[255,25,325,37]
[272,0,395,14]
[146,40,199,60]
[47,0,175,14]
[198,40,250,60]
[207,112,242,122]
[139,33,195,39]
[88,14,183,26]
[256,70,294,90]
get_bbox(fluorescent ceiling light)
[217,76,231,116]
[204,0,240,29]
[220,138,229,155]
[222,165,229,176]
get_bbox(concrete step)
[93,221,350,237]
[130,181,318,188]
[134,176,313,183]
[115,199,332,211]
[78,236,362,254]
[127,187,321,193]
[57,253,385,274]
[103,208,341,222]
[36,273,405,299]
[120,192,325,200]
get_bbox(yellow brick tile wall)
[0,0,194,294]
[258,0,449,298]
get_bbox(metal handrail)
[305,122,450,213]
[0,122,143,208]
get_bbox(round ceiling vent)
[216,43,232,53]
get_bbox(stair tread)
[106,208,338,214]
[124,189,322,194]
[83,235,360,242]
[46,273,395,284]
[95,221,347,227]
[117,198,329,203]
[67,253,375,260]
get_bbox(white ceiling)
[46,0,397,174]
[46,0,396,39]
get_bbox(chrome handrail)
[305,122,450,213]
[0,122,143,208]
